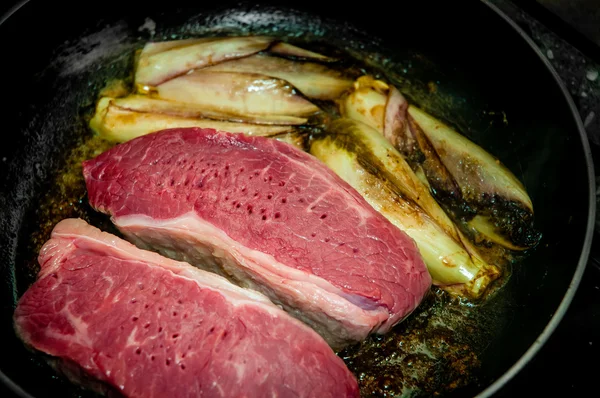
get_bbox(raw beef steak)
[13,218,359,398]
[83,128,431,348]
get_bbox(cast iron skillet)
[0,0,594,396]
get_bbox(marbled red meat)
[13,218,358,398]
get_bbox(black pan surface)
[0,1,594,397]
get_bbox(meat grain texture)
[13,219,359,398]
[83,127,432,348]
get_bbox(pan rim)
[0,1,595,397]
[476,0,595,396]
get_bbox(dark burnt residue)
[340,288,506,397]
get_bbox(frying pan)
[0,0,594,396]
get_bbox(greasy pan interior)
[0,0,594,397]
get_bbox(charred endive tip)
[406,105,540,250]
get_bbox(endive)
[340,76,540,250]
[310,118,500,298]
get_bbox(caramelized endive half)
[90,97,294,143]
[310,118,500,298]
[108,95,307,126]
[340,76,540,251]
[135,36,273,87]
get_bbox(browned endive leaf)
[89,97,294,143]
[383,85,409,149]
[395,94,463,206]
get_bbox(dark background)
[0,0,598,397]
